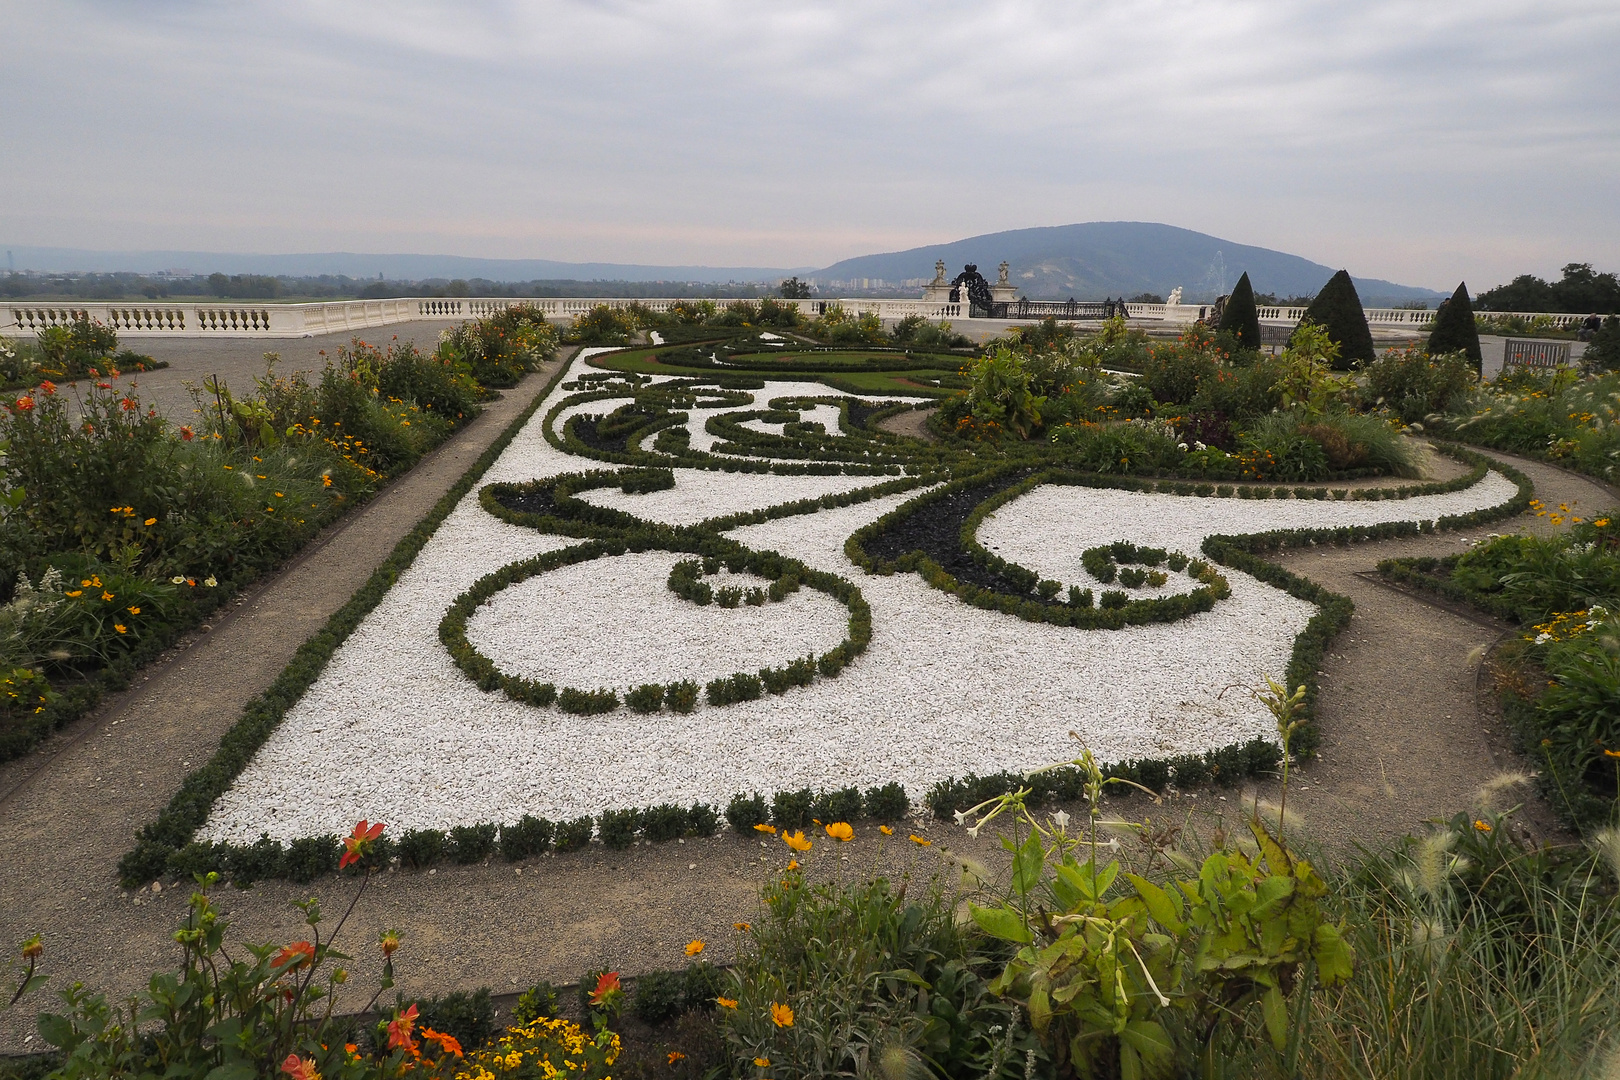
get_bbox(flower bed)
[122,347,1531,883]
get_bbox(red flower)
[280,1054,319,1080]
[38,380,56,395]
[120,397,137,411]
[340,819,385,869]
[273,940,315,970]
[387,1003,419,1053]
[180,426,195,441]
[13,396,33,411]
[589,970,621,1007]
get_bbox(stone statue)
[930,259,947,286]
[997,261,1010,286]
[1167,286,1183,306]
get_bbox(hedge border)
[117,360,574,886]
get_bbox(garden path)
[0,442,1613,1051]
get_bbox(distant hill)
[0,246,806,285]
[811,222,1446,306]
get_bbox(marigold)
[824,822,853,842]
[909,834,931,846]
[782,830,811,852]
[144,517,156,526]
[755,1058,771,1068]
[879,825,894,835]
[716,996,738,1009]
[114,624,127,634]
[771,1002,794,1027]
[685,939,705,957]
[753,823,777,834]
[785,859,799,871]
[128,606,141,615]
[421,1026,463,1057]
[1474,819,1493,832]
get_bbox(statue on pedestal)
[1167,287,1183,306]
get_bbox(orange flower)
[421,1027,463,1057]
[101,590,114,601]
[782,830,811,852]
[273,940,316,970]
[1605,749,1620,759]
[784,859,799,871]
[733,922,751,932]
[589,970,622,1007]
[879,825,894,835]
[753,823,777,834]
[379,929,400,957]
[144,517,157,526]
[38,380,55,395]
[280,1054,320,1080]
[340,819,385,869]
[387,1003,419,1054]
[685,939,705,957]
[668,1051,687,1064]
[771,1002,794,1027]
[13,396,34,411]
[824,822,853,842]
[909,834,931,847]
[179,425,194,441]
[114,624,127,635]
[754,1058,771,1068]
[1474,820,1493,833]
[127,606,141,615]
[716,996,738,1009]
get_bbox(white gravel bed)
[466,552,849,687]
[576,468,888,526]
[978,472,1519,590]
[197,350,1520,841]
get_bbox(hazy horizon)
[4,2,1617,294]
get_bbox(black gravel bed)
[863,470,1047,597]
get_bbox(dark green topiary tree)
[1217,271,1263,351]
[1292,269,1374,369]
[1426,282,1483,369]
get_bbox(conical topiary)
[1426,282,1482,369]
[1216,271,1263,351]
[1292,269,1374,369]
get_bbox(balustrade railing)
[0,296,1593,339]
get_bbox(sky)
[3,1,1617,290]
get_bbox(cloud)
[2,0,1616,288]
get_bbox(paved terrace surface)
[114,321,468,420]
[0,376,1615,1050]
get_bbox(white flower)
[1176,442,1189,452]
[203,575,218,587]
[1051,810,1070,830]
[1194,441,1207,451]
[170,576,186,584]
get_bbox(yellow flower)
[879,825,894,835]
[754,1058,771,1068]
[909,834,931,847]
[771,1002,794,1027]
[784,859,799,871]
[733,922,750,932]
[127,606,140,615]
[1474,819,1492,832]
[114,624,127,634]
[753,823,777,834]
[1604,749,1620,759]
[716,997,738,1010]
[101,591,115,601]
[65,590,83,598]
[782,830,811,852]
[824,822,853,842]
[685,939,705,957]
[144,517,157,526]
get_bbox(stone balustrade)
[0,296,1592,338]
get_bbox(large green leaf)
[969,902,1032,944]
[1125,873,1185,934]
[1260,984,1289,1051]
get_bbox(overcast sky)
[4,1,1617,289]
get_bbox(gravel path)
[0,432,1611,1052]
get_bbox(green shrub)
[554,816,594,852]
[687,802,720,837]
[282,835,339,883]
[726,792,768,832]
[633,969,687,1026]
[771,788,814,829]
[498,814,554,861]
[1364,344,1476,422]
[448,822,498,864]
[1217,271,1263,350]
[666,679,699,713]
[1293,269,1374,368]
[408,988,495,1053]
[641,803,689,843]
[226,835,285,886]
[558,687,618,714]
[397,828,445,869]
[625,683,665,713]
[813,786,862,824]
[1426,282,1483,367]
[599,808,641,849]
[862,782,909,821]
